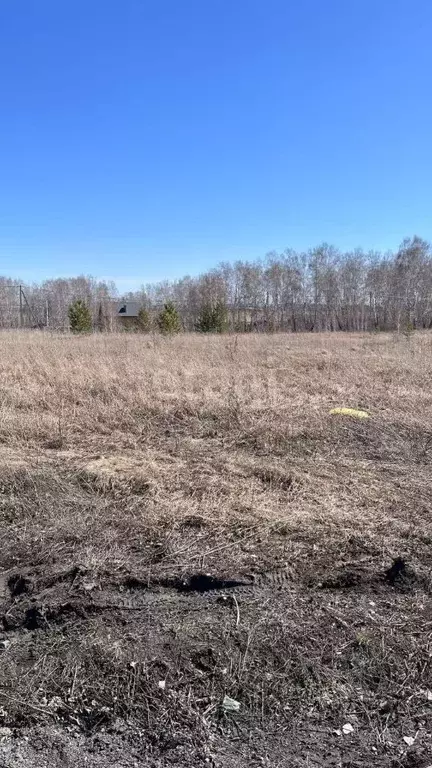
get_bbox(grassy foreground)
[0,331,431,767]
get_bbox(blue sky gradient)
[1,0,431,289]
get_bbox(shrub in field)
[212,301,228,333]
[157,302,181,334]
[195,304,215,333]
[137,307,151,332]
[68,300,93,333]
[196,302,228,333]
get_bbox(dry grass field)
[0,331,431,767]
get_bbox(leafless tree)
[3,236,432,333]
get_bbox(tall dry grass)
[1,329,432,447]
[0,329,431,560]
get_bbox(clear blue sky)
[1,0,431,289]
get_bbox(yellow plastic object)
[330,407,370,420]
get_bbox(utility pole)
[19,285,23,328]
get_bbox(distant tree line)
[2,236,432,333]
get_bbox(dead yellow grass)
[1,330,432,523]
[1,330,432,441]
[0,329,431,544]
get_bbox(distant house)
[116,301,139,327]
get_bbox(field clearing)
[0,331,431,767]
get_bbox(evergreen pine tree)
[68,300,93,333]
